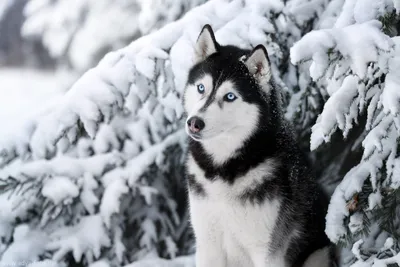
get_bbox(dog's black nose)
[187,116,205,133]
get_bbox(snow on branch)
[291,20,394,151]
[21,0,208,71]
[0,0,282,163]
[291,1,400,257]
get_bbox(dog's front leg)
[195,239,226,267]
[251,251,288,267]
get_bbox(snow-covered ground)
[0,68,65,130]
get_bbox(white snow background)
[0,69,64,127]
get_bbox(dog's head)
[183,24,274,143]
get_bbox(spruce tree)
[291,1,400,265]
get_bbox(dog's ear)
[244,45,272,84]
[194,24,219,63]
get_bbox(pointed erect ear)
[194,24,219,63]
[244,44,272,84]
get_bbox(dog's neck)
[199,133,249,165]
[188,125,280,183]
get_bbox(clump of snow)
[47,215,111,262]
[349,213,364,234]
[368,191,382,210]
[100,177,129,228]
[309,75,359,150]
[383,237,394,250]
[286,0,327,25]
[80,172,100,215]
[325,184,349,243]
[1,224,49,266]
[352,239,365,261]
[42,176,79,205]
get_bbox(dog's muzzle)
[187,116,205,134]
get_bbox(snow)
[0,0,13,21]
[291,0,400,255]
[2,0,288,164]
[93,124,120,154]
[352,239,365,261]
[22,0,208,72]
[372,253,400,267]
[286,0,326,25]
[100,177,129,228]
[368,191,382,210]
[125,256,195,267]
[381,37,400,129]
[383,237,394,250]
[0,68,68,165]
[0,189,40,229]
[291,20,393,81]
[47,215,111,263]
[348,213,364,234]
[317,0,345,29]
[0,70,69,263]
[0,152,124,181]
[42,176,79,205]
[1,224,49,266]
[310,75,359,150]
[325,120,396,243]
[125,130,185,186]
[80,172,100,215]
[325,184,349,243]
[0,68,64,129]
[335,0,394,28]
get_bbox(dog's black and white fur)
[183,25,336,267]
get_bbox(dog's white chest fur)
[187,155,284,267]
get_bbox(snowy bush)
[1,0,400,266]
[291,0,400,266]
[21,0,207,72]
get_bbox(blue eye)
[197,84,205,94]
[224,92,237,102]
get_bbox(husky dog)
[183,24,335,267]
